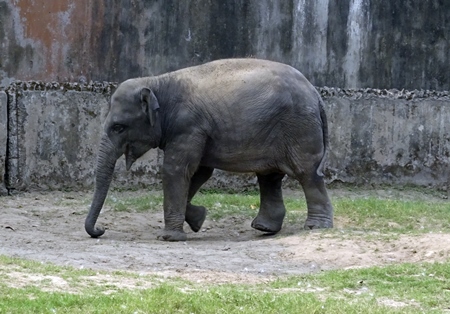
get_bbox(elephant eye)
[111,124,126,134]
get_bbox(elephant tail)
[316,96,329,177]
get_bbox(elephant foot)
[185,204,207,232]
[304,218,333,230]
[157,229,187,242]
[251,215,283,234]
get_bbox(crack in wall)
[5,89,18,194]
[0,91,7,195]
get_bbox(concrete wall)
[323,89,450,187]
[2,83,449,193]
[1,0,449,90]
[3,82,162,192]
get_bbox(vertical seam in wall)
[0,91,7,195]
[5,88,18,193]
[5,89,11,192]
[4,92,7,194]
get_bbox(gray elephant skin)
[85,58,334,241]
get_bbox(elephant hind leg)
[297,171,333,229]
[251,172,286,234]
[185,166,214,232]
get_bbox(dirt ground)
[1,188,449,284]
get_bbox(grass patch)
[1,255,449,313]
[334,197,450,232]
[106,192,164,213]
[105,190,262,219]
[193,192,261,220]
[104,189,449,233]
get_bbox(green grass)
[274,262,450,310]
[106,192,164,213]
[105,189,449,233]
[334,196,450,233]
[1,255,449,313]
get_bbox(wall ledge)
[317,87,450,100]
[3,81,449,100]
[3,81,118,94]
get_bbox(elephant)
[85,58,333,241]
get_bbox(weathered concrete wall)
[0,0,449,90]
[4,82,163,191]
[322,89,450,187]
[3,83,450,193]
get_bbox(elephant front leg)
[158,160,195,242]
[158,176,188,241]
[185,166,214,232]
[251,173,286,233]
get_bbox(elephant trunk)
[85,134,120,238]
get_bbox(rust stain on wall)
[8,0,98,81]
[17,0,70,48]
[15,0,69,78]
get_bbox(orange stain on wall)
[14,0,94,80]
[17,0,70,48]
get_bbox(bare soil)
[1,189,449,284]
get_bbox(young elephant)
[85,58,333,241]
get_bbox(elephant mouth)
[125,144,137,171]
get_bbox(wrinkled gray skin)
[85,58,333,241]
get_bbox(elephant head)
[85,80,161,237]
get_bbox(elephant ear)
[140,87,160,127]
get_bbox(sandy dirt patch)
[0,189,449,284]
